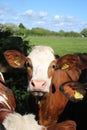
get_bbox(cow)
[2,113,45,130]
[0,72,16,122]
[3,46,87,129]
[0,71,76,130]
[0,72,76,130]
[2,115,77,130]
[38,54,87,126]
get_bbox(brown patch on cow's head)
[48,60,58,78]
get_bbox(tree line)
[0,23,87,37]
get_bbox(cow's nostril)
[30,79,47,91]
[42,81,46,87]
[31,81,35,87]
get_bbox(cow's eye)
[24,62,31,68]
[52,64,56,69]
[26,62,30,67]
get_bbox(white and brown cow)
[3,113,45,130]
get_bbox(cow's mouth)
[30,91,47,97]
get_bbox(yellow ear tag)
[74,90,84,99]
[14,60,21,66]
[61,64,69,70]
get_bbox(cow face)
[28,46,58,96]
[4,46,58,96]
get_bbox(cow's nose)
[31,79,47,91]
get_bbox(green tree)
[19,23,26,29]
[80,28,87,37]
[0,29,31,114]
[64,31,81,37]
[0,23,19,36]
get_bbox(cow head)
[27,46,59,96]
[4,46,58,97]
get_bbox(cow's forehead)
[28,46,55,67]
[29,46,54,54]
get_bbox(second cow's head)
[3,45,87,99]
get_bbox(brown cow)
[0,72,16,122]
[38,54,87,126]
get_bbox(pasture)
[26,36,87,56]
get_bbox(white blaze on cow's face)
[27,46,55,95]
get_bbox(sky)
[0,0,87,32]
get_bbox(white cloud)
[54,15,64,21]
[14,9,48,21]
[49,15,87,32]
[22,9,35,18]
[34,21,45,25]
[38,11,48,20]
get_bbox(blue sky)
[0,0,87,32]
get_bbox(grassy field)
[26,36,87,56]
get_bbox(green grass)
[26,36,87,56]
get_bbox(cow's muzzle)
[30,91,47,98]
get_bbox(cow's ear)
[4,50,26,68]
[57,54,80,70]
[59,81,86,102]
[78,54,87,70]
